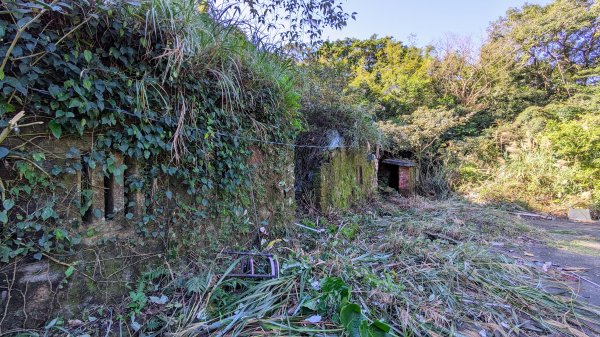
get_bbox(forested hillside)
[301,0,599,214]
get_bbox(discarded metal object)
[221,251,279,279]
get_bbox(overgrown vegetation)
[2,0,600,334]
[310,0,600,213]
[0,0,304,262]
[31,197,600,336]
[451,87,600,214]
[297,61,380,148]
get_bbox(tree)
[209,0,355,49]
[297,58,380,147]
[430,36,492,110]
[315,37,437,118]
[486,0,600,96]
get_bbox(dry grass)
[43,196,600,337]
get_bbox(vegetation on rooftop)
[0,0,305,261]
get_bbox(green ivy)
[0,0,300,261]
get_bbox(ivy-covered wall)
[315,147,377,210]
[0,0,298,328]
[0,132,294,328]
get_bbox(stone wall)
[0,131,295,329]
[314,146,377,210]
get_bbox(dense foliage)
[310,0,600,212]
[296,60,380,147]
[452,87,600,213]
[0,0,300,261]
[214,0,355,48]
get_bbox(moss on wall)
[0,140,295,329]
[315,148,376,210]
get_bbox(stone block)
[568,208,593,222]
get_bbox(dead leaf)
[563,266,589,272]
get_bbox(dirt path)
[504,217,600,306]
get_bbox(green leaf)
[0,147,8,159]
[54,228,65,240]
[68,99,81,108]
[359,320,370,337]
[65,265,75,278]
[45,318,59,329]
[93,208,102,219]
[369,320,391,333]
[32,152,46,161]
[48,84,61,97]
[340,303,364,337]
[83,79,92,90]
[84,50,93,63]
[48,120,62,139]
[41,207,53,220]
[0,211,7,224]
[366,321,392,337]
[3,199,14,211]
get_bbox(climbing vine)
[0,0,300,262]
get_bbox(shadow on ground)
[500,217,600,306]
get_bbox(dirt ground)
[499,216,600,306]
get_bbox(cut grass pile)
[39,197,600,337]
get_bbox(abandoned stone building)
[1,126,382,327]
[378,158,417,196]
[294,130,378,211]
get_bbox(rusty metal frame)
[221,251,279,279]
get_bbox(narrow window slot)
[81,155,93,224]
[104,174,115,220]
[358,166,364,185]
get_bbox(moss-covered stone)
[315,147,376,210]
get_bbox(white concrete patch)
[568,208,593,222]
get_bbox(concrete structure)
[0,127,295,329]
[379,158,417,196]
[295,131,377,211]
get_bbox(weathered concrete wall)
[314,146,377,211]
[249,146,295,237]
[0,131,295,329]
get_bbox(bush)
[297,62,380,147]
[451,89,600,215]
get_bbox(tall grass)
[454,134,598,215]
[165,198,598,337]
[123,0,300,151]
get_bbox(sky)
[322,0,553,47]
